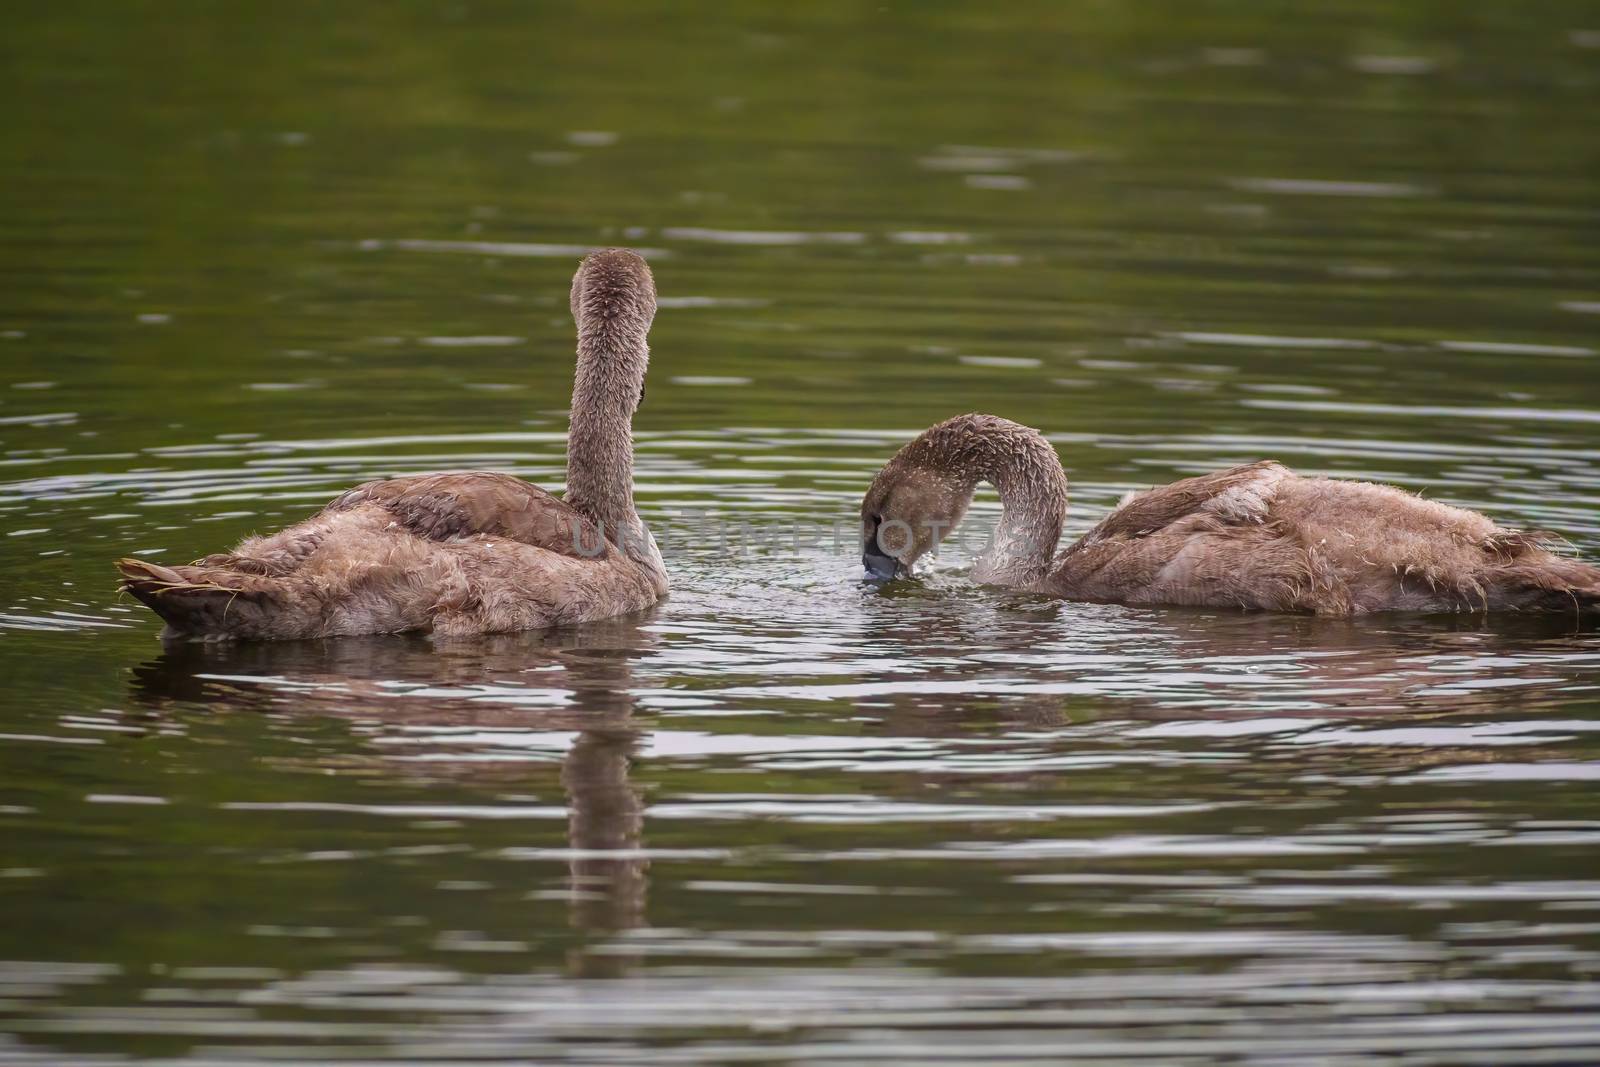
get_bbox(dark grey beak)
[862,543,901,581]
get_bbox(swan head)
[570,249,657,412]
[860,434,977,581]
[571,248,657,326]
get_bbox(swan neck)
[563,250,661,582]
[565,352,638,531]
[970,427,1067,587]
[565,335,659,576]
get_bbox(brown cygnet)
[862,413,1600,615]
[118,249,667,640]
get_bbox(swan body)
[862,414,1600,616]
[118,249,667,640]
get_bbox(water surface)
[3,2,1600,1063]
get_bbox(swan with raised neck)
[564,248,663,580]
[862,412,1600,615]
[117,248,667,640]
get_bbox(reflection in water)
[843,584,1600,719]
[0,552,1588,1062]
[563,728,646,974]
[130,622,654,972]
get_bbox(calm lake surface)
[4,3,1600,1063]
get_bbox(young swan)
[117,248,668,640]
[861,413,1600,615]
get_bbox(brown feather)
[319,472,606,559]
[114,249,667,641]
[864,414,1600,617]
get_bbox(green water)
[3,2,1600,1062]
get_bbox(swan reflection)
[129,617,657,971]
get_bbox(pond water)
[3,2,1600,1063]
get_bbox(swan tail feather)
[1493,559,1600,614]
[116,557,285,639]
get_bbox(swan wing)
[1074,460,1288,546]
[1046,461,1305,607]
[319,472,607,559]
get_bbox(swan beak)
[862,545,902,581]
